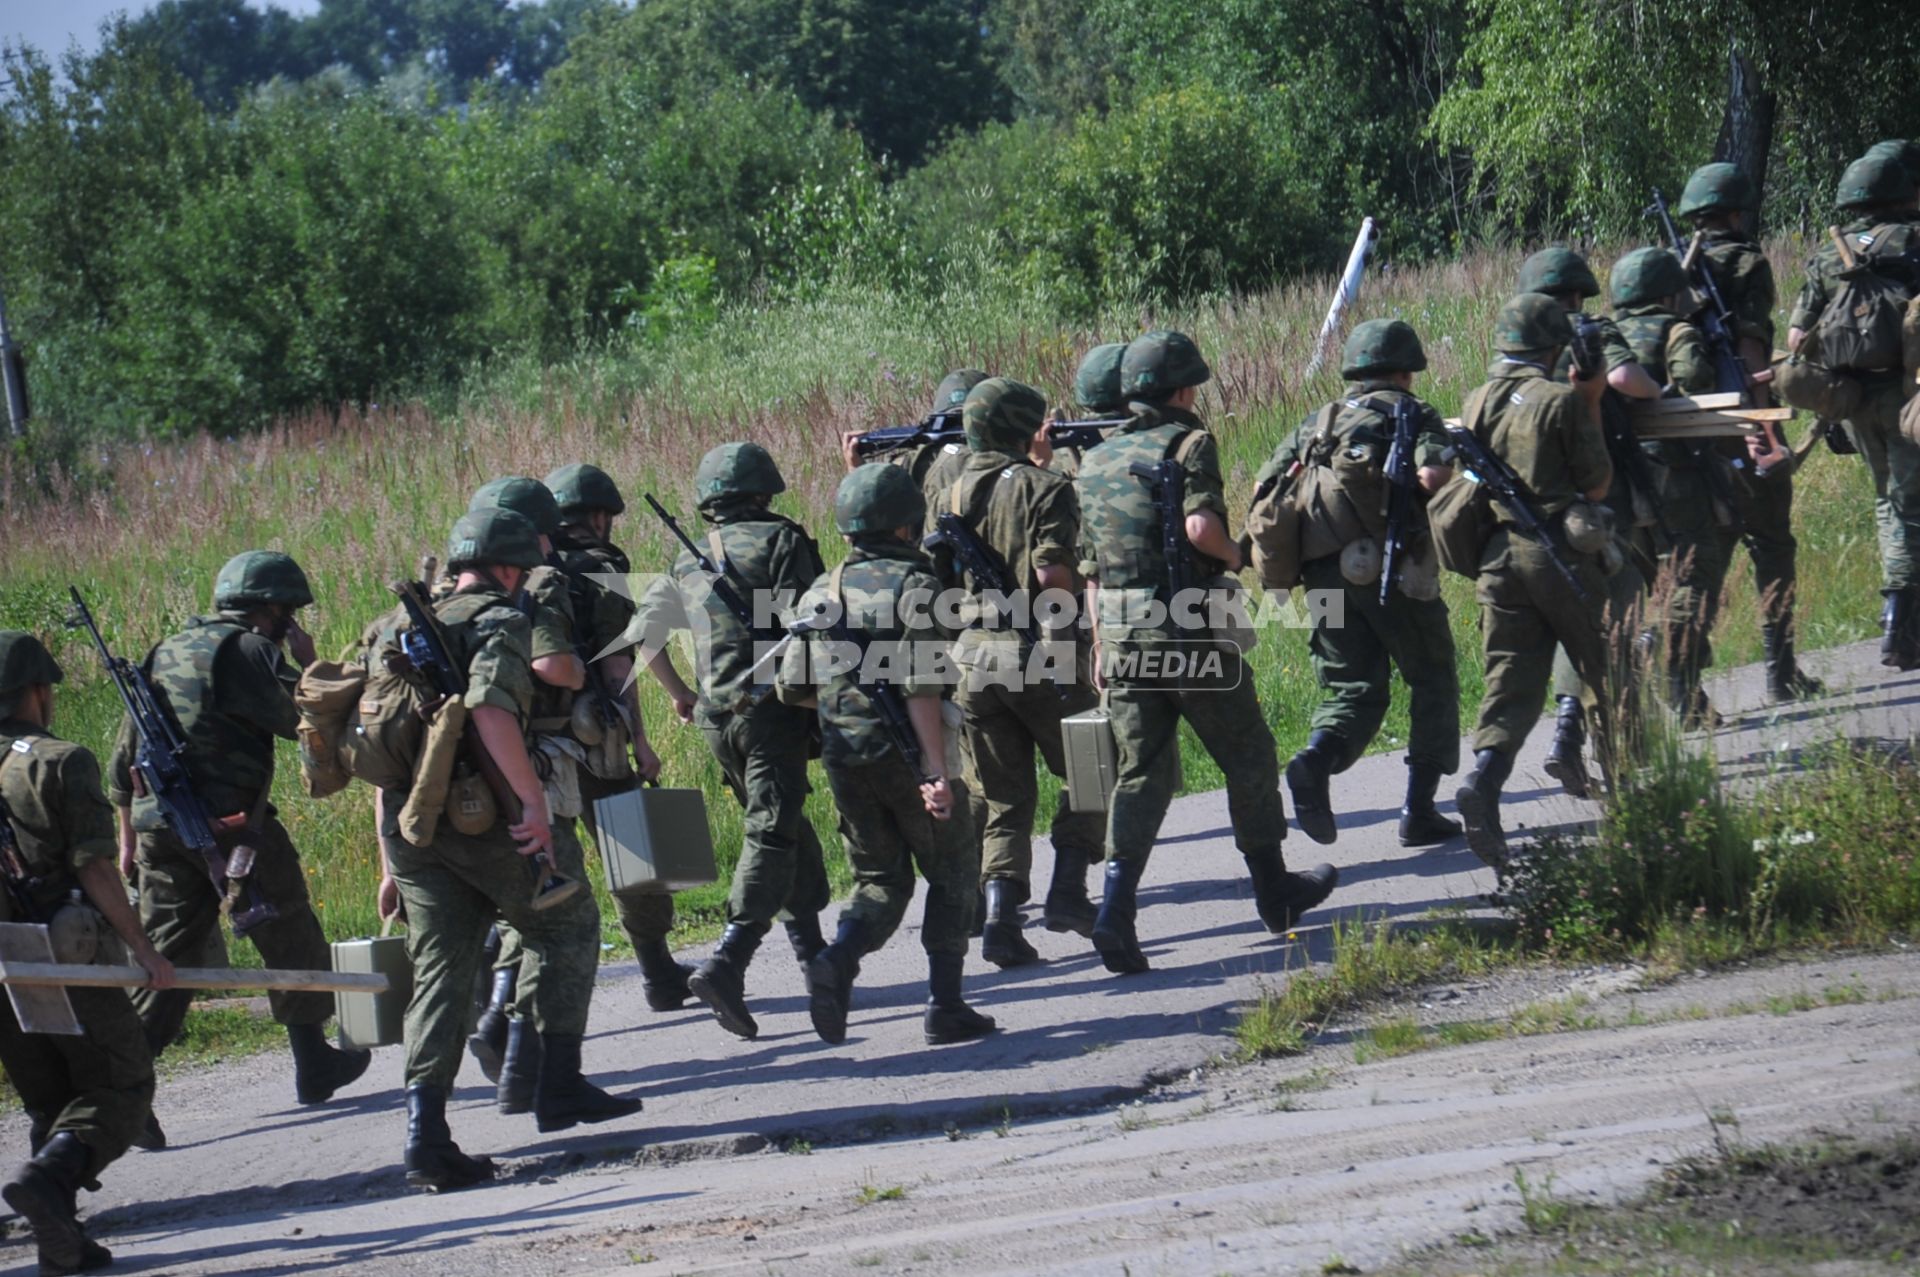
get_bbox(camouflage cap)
[1493,293,1573,354]
[1608,247,1688,308]
[213,551,313,610]
[695,442,786,508]
[544,463,626,516]
[1836,154,1910,210]
[1516,247,1600,299]
[0,630,63,697]
[448,508,544,571]
[933,370,990,414]
[1121,330,1211,399]
[469,476,561,536]
[1072,343,1127,413]
[835,462,925,535]
[963,377,1048,454]
[1340,318,1427,378]
[1866,139,1920,188]
[1676,162,1756,218]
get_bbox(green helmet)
[694,442,786,508]
[1073,343,1127,413]
[469,477,560,536]
[0,631,63,699]
[1608,247,1688,308]
[933,369,989,414]
[1836,154,1910,210]
[448,508,544,571]
[835,463,925,535]
[1517,246,1600,299]
[1865,139,1920,189]
[213,551,313,610]
[1494,293,1573,354]
[1676,162,1756,218]
[1121,330,1211,400]
[1340,319,1428,378]
[544,463,626,517]
[963,377,1048,454]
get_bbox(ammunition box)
[1062,709,1118,814]
[592,787,720,892]
[331,935,412,1050]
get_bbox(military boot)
[404,1084,494,1192]
[979,878,1041,969]
[634,939,696,1012]
[287,1021,372,1106]
[689,922,764,1040]
[1244,848,1339,934]
[1284,730,1345,845]
[1041,847,1099,937]
[1090,858,1150,975]
[1540,696,1589,799]
[533,1034,644,1134]
[1454,748,1515,868]
[495,1018,539,1115]
[805,917,871,1045]
[1669,669,1721,731]
[131,1112,165,1152]
[467,965,517,1083]
[969,886,986,940]
[1879,589,1920,671]
[1762,622,1825,702]
[1398,762,1462,847]
[3,1132,94,1273]
[923,952,997,1045]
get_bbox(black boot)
[805,916,869,1045]
[533,1033,644,1134]
[496,1017,539,1115]
[1244,848,1339,934]
[1763,622,1824,701]
[131,1112,165,1152]
[1090,858,1150,975]
[969,886,986,940]
[1669,669,1720,731]
[980,878,1041,969]
[1284,730,1345,846]
[467,965,517,1084]
[3,1132,92,1273]
[1454,748,1514,868]
[634,939,696,1012]
[923,952,997,1045]
[287,1021,372,1106]
[784,913,826,967]
[689,922,764,1040]
[1041,847,1099,937]
[1398,762,1462,848]
[1540,696,1589,799]
[404,1084,494,1192]
[1880,589,1920,671]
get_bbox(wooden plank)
[1633,424,1756,439]
[0,960,390,995]
[1635,414,1763,432]
[1634,393,1747,414]
[0,924,80,1036]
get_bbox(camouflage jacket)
[1470,360,1612,520]
[108,615,298,828]
[436,582,536,723]
[551,523,637,660]
[1612,307,1715,395]
[1258,383,1451,542]
[928,450,1081,657]
[523,565,581,730]
[1698,229,1777,347]
[635,503,825,717]
[1789,213,1920,335]
[1,718,116,914]
[1551,311,1640,382]
[776,539,952,768]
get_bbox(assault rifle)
[1441,427,1593,603]
[67,588,279,934]
[850,414,1128,459]
[1128,457,1196,606]
[778,598,937,786]
[644,493,783,710]
[1570,313,1682,536]
[1379,397,1419,605]
[923,507,1073,699]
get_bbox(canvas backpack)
[1816,223,1920,373]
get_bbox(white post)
[1303,218,1378,380]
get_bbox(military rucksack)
[1427,386,1498,578]
[293,603,438,797]
[1816,224,1920,373]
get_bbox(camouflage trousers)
[0,988,153,1177]
[826,753,979,957]
[1550,547,1646,710]
[701,701,830,929]
[594,772,678,948]
[1650,459,1736,692]
[1843,381,1920,591]
[1726,453,1798,627]
[489,812,601,1018]
[957,665,1104,894]
[1479,531,1614,757]
[131,817,333,1054]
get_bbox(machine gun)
[1128,457,1196,607]
[1378,397,1419,605]
[1441,428,1592,603]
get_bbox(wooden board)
[0,956,390,995]
[0,924,81,1036]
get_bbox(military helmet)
[1608,247,1689,308]
[0,631,63,697]
[1517,246,1600,299]
[1836,154,1911,210]
[695,442,786,508]
[1676,162,1756,218]
[1494,293,1574,354]
[932,369,989,414]
[1340,319,1428,378]
[544,463,626,517]
[469,476,560,536]
[1121,330,1211,399]
[448,508,544,570]
[963,377,1048,454]
[835,463,925,535]
[213,551,313,610]
[1865,139,1920,189]
[1073,343,1127,413]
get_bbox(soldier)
[776,465,995,1046]
[840,370,989,511]
[1075,331,1337,974]
[1788,152,1920,669]
[635,443,832,1040]
[0,632,172,1276]
[1267,320,1462,849]
[107,552,368,1143]
[926,378,1104,965]
[1037,343,1129,482]
[1455,295,1615,863]
[377,509,638,1193]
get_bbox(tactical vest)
[142,618,275,814]
[1079,423,1198,592]
[0,731,80,912]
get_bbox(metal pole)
[1303,217,1378,381]
[0,285,30,438]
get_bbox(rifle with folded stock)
[1441,427,1592,603]
[1379,397,1419,605]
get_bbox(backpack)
[1427,386,1497,578]
[1245,466,1303,592]
[293,605,436,797]
[1816,224,1920,373]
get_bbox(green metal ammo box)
[592,787,720,892]
[1061,708,1118,814]
[331,933,412,1050]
